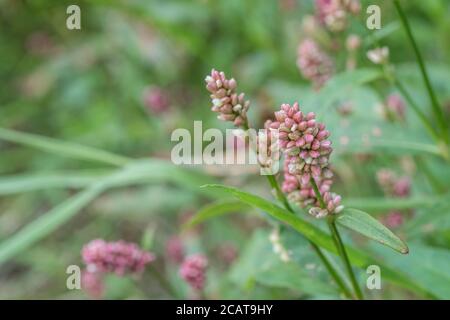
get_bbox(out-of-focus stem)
[394,79,440,142]
[394,0,448,143]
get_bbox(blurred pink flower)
[82,239,155,276]
[297,39,334,89]
[386,94,406,120]
[376,169,410,198]
[376,169,395,191]
[166,236,185,264]
[346,34,361,51]
[143,86,170,114]
[315,0,360,32]
[179,254,208,291]
[383,211,404,228]
[26,31,56,56]
[205,69,250,128]
[81,270,104,299]
[393,177,411,198]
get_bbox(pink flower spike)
[82,239,155,276]
[179,254,208,291]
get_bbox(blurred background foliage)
[0,0,449,299]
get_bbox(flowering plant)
[0,0,448,301]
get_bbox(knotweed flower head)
[376,169,410,198]
[166,236,185,264]
[205,69,250,128]
[81,270,104,299]
[82,239,155,276]
[267,102,343,217]
[315,0,360,32]
[383,211,404,228]
[297,39,334,89]
[376,169,395,190]
[179,254,208,291]
[143,86,170,114]
[393,177,411,198]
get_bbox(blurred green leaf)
[0,127,130,166]
[0,184,104,264]
[0,160,220,264]
[370,242,450,299]
[0,171,109,195]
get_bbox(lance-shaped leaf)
[201,184,427,297]
[336,208,409,254]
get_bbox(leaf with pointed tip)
[336,208,409,254]
[201,184,428,297]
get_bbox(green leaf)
[336,208,409,254]
[315,68,382,111]
[183,200,252,230]
[370,242,450,299]
[201,184,431,297]
[101,159,220,199]
[0,171,109,195]
[0,127,130,167]
[201,184,340,253]
[0,160,220,265]
[0,159,219,197]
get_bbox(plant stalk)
[328,218,363,300]
[393,0,448,143]
[266,175,352,299]
[310,177,363,300]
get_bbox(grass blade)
[0,127,130,167]
[0,184,104,264]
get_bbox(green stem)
[414,156,446,193]
[380,63,440,143]
[394,79,440,142]
[328,219,364,300]
[310,177,363,300]
[310,242,353,299]
[148,266,179,298]
[394,0,448,142]
[266,174,352,299]
[266,174,294,212]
